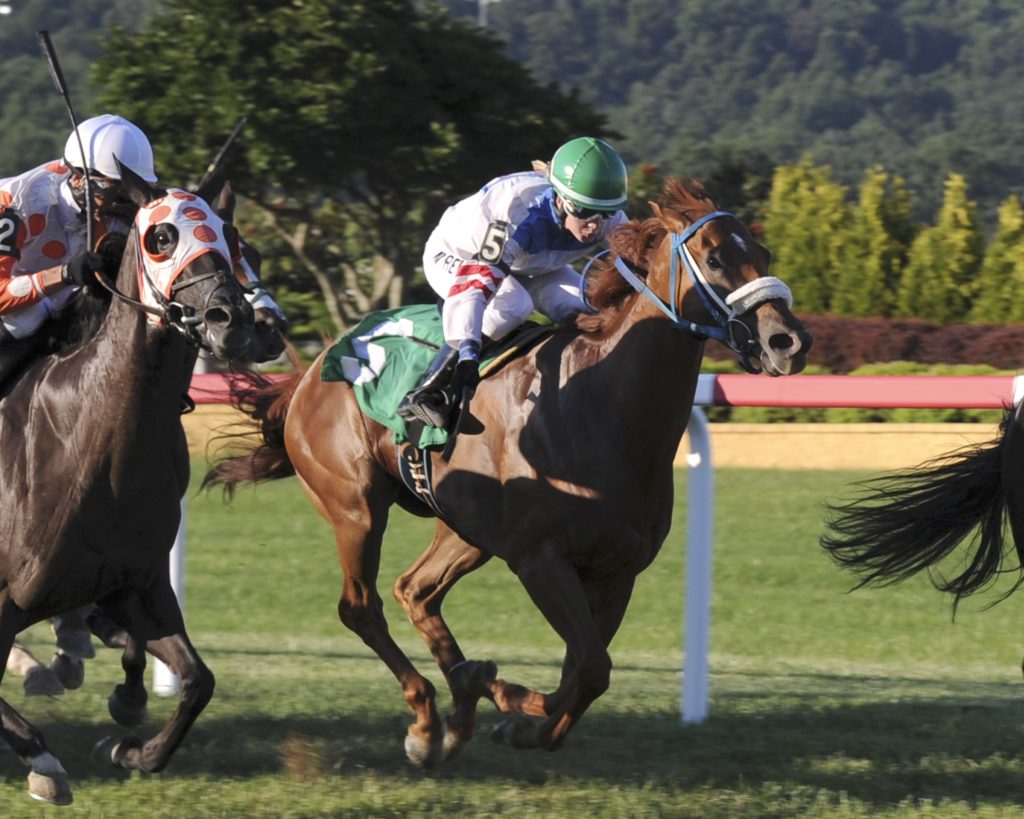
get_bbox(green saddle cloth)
[321,304,551,447]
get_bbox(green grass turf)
[3,465,1024,817]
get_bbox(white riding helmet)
[63,114,157,182]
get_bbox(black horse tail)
[202,353,307,497]
[821,408,1024,609]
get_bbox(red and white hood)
[134,189,231,311]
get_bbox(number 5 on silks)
[478,221,509,264]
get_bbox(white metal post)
[681,407,713,723]
[152,498,186,696]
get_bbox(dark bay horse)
[822,404,1024,611]
[5,180,288,699]
[207,179,812,767]
[0,165,255,805]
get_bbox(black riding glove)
[95,232,128,278]
[61,250,104,288]
[451,358,481,400]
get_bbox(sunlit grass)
[3,465,1023,817]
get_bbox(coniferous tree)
[896,173,983,323]
[969,195,1024,323]
[762,158,848,313]
[831,166,915,317]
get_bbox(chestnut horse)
[0,165,255,805]
[207,179,812,767]
[822,404,1024,611]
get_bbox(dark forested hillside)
[438,0,1024,223]
[0,0,161,176]
[7,0,1024,222]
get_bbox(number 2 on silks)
[0,210,20,257]
[478,221,509,264]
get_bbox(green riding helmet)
[548,137,628,211]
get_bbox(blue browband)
[610,210,734,342]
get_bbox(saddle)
[321,304,554,514]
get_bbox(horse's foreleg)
[108,633,149,727]
[393,524,494,759]
[0,596,73,804]
[492,542,618,752]
[48,605,96,690]
[93,584,212,774]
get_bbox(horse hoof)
[108,690,147,727]
[491,720,531,749]
[441,724,466,761]
[404,731,443,769]
[490,721,511,745]
[49,654,85,690]
[28,771,73,805]
[92,736,118,764]
[23,666,65,697]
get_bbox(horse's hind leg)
[393,524,496,759]
[0,596,73,804]
[319,467,449,767]
[92,582,212,773]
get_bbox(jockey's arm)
[230,238,288,324]
[0,206,73,316]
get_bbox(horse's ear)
[115,159,158,208]
[650,199,685,232]
[194,168,227,209]
[212,180,236,223]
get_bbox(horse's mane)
[577,178,718,334]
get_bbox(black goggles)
[563,200,613,221]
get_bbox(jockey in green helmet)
[397,136,629,429]
[547,136,628,216]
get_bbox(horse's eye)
[156,225,178,252]
[706,256,722,270]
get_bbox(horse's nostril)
[769,333,795,352]
[204,306,230,326]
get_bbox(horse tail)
[821,408,1024,609]
[201,357,307,497]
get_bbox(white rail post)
[152,498,186,696]
[681,406,713,723]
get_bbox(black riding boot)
[396,344,459,428]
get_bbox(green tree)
[831,165,915,317]
[98,0,607,334]
[896,173,983,323]
[762,158,849,313]
[969,195,1024,323]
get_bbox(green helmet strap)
[548,137,628,211]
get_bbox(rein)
[91,187,241,350]
[610,210,792,372]
[92,239,234,349]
